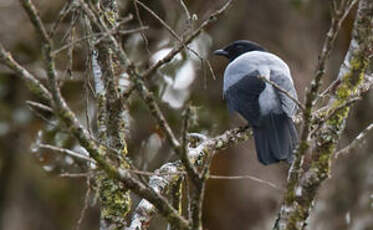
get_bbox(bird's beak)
[213,49,228,57]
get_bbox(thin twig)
[52,26,149,55]
[258,76,305,112]
[59,173,90,178]
[49,0,75,38]
[75,176,92,230]
[135,0,180,42]
[112,167,283,193]
[133,0,151,55]
[122,0,233,102]
[66,22,75,79]
[26,101,56,125]
[95,27,149,45]
[0,43,52,101]
[178,0,192,23]
[209,175,283,191]
[139,0,233,82]
[27,104,55,125]
[311,96,362,137]
[38,143,95,162]
[318,78,341,99]
[335,123,373,158]
[135,0,216,84]
[26,101,53,112]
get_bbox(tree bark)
[274,0,373,229]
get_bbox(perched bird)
[214,40,298,165]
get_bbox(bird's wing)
[269,71,298,117]
[224,71,266,127]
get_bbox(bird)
[214,40,298,165]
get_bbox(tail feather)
[253,113,297,165]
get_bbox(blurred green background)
[0,0,372,229]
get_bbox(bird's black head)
[214,40,266,62]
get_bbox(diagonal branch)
[37,143,95,163]
[20,0,51,44]
[335,123,373,158]
[283,0,360,216]
[274,1,373,229]
[17,0,190,228]
[127,126,252,229]
[209,175,282,191]
[258,76,306,112]
[122,0,233,98]
[0,43,52,101]
[310,96,362,137]
[134,0,216,80]
[78,0,181,149]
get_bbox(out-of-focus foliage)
[0,0,372,230]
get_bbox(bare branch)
[15,1,190,228]
[135,0,181,41]
[134,0,233,87]
[209,175,283,191]
[310,96,362,137]
[134,0,216,83]
[49,0,76,38]
[335,123,373,158]
[127,126,252,229]
[75,176,92,230]
[258,76,306,112]
[178,0,192,24]
[133,0,151,55]
[37,143,95,163]
[52,27,148,55]
[312,0,359,100]
[59,173,90,178]
[275,1,373,229]
[19,0,51,44]
[0,43,52,101]
[282,1,360,221]
[26,100,53,112]
[137,0,218,79]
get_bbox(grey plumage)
[215,40,298,165]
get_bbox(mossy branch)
[4,0,189,228]
[274,0,373,229]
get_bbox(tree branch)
[275,0,373,229]
[123,0,234,98]
[335,123,373,158]
[15,1,190,228]
[258,76,306,112]
[0,43,52,101]
[285,0,359,197]
[126,126,252,229]
[37,143,95,163]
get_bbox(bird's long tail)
[253,113,298,165]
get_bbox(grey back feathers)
[215,40,298,165]
[224,51,297,117]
